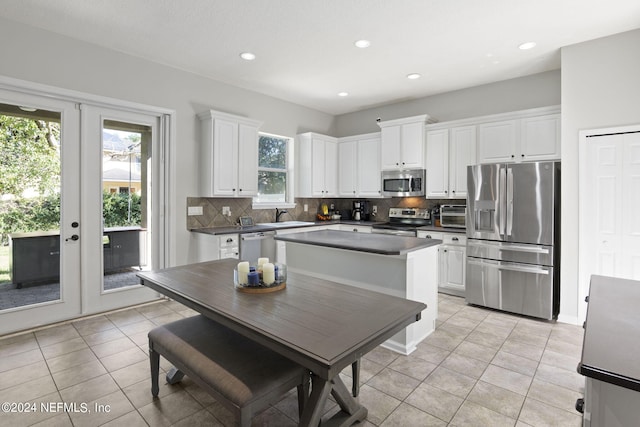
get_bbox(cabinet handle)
[511,154,515,158]
[239,188,242,192]
[443,249,448,253]
[426,235,431,239]
[521,154,525,158]
[232,188,236,191]
[226,238,233,243]
[452,237,459,241]
[353,228,358,232]
[444,190,448,194]
[353,191,356,194]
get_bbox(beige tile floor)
[0,294,585,426]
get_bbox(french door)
[0,88,82,333]
[0,86,167,335]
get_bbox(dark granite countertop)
[190,220,386,236]
[274,229,442,255]
[579,275,640,392]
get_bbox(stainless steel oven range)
[372,208,432,236]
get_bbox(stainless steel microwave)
[381,169,426,197]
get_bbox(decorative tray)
[234,260,286,294]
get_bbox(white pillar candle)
[237,261,250,285]
[258,257,269,268]
[262,263,275,285]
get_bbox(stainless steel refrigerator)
[465,161,560,320]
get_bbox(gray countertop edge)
[191,221,465,236]
[275,230,442,255]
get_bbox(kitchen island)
[275,229,441,354]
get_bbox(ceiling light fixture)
[338,92,349,97]
[354,40,371,48]
[407,73,421,80]
[239,52,256,61]
[518,42,537,50]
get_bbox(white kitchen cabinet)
[194,233,239,262]
[477,120,518,163]
[297,132,338,197]
[338,133,382,197]
[198,110,262,197]
[418,231,466,297]
[477,113,560,164]
[520,114,561,161]
[338,139,357,196]
[378,115,432,170]
[426,126,476,199]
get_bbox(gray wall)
[0,17,335,266]
[334,70,561,136]
[560,28,640,322]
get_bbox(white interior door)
[580,128,640,320]
[0,89,81,334]
[80,105,162,314]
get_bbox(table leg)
[351,359,360,397]
[299,374,332,427]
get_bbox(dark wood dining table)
[138,259,426,427]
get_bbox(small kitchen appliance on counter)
[440,205,466,228]
[371,208,431,236]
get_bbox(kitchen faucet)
[275,208,288,222]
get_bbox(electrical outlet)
[222,206,230,216]
[187,206,203,216]
[304,204,308,212]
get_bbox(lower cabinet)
[104,229,141,272]
[193,233,239,262]
[418,231,466,297]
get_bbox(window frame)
[252,132,295,210]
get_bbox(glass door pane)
[0,104,62,309]
[102,121,150,291]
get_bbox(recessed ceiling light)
[240,52,256,61]
[354,40,371,48]
[407,73,421,80]
[518,42,537,50]
[338,92,349,97]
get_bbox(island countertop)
[274,229,442,255]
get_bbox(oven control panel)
[389,207,431,220]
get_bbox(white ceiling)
[2,0,640,115]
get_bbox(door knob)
[65,235,79,242]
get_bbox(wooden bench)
[148,315,310,427]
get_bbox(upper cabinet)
[198,110,262,197]
[378,115,434,170]
[296,132,338,197]
[477,112,560,164]
[338,133,382,198]
[426,126,476,199]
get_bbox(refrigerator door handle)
[498,263,549,275]
[467,240,550,254]
[499,167,507,237]
[506,167,514,236]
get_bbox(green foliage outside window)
[257,135,288,202]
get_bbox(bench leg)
[149,347,160,397]
[166,366,185,385]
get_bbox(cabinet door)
[520,114,560,161]
[441,245,466,291]
[237,123,259,196]
[311,137,326,196]
[357,136,382,197]
[449,126,476,199]
[380,125,402,169]
[400,121,425,168]
[426,129,449,198]
[324,139,338,197]
[213,119,238,196]
[338,140,357,196]
[478,120,517,163]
